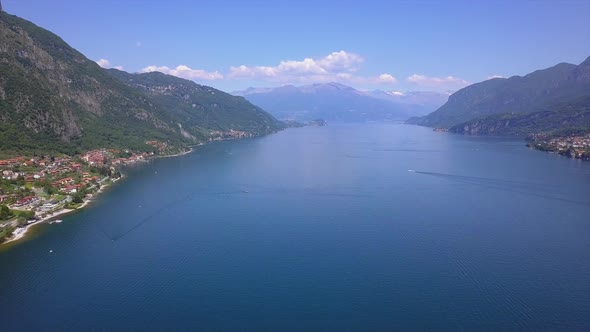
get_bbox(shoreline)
[1,147,196,246]
[1,143,201,246]
[155,147,194,159]
[1,136,257,246]
[1,177,120,246]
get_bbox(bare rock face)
[0,12,179,152]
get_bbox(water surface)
[1,124,589,331]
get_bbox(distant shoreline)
[154,147,194,159]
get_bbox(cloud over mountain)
[138,51,475,90]
[228,51,396,85]
[140,65,223,80]
[96,58,124,71]
[141,51,396,86]
[96,58,110,68]
[407,74,469,89]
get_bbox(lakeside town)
[527,133,590,160]
[432,127,590,161]
[0,140,185,244]
[0,130,261,245]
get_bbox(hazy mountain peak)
[232,82,448,122]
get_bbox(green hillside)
[0,11,282,157]
[409,56,590,135]
[448,96,590,136]
[107,69,283,140]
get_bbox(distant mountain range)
[408,56,590,136]
[233,83,449,122]
[0,11,281,157]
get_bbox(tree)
[72,192,84,204]
[43,182,55,195]
[0,205,12,220]
[13,209,34,220]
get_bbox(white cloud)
[229,58,328,79]
[141,65,224,80]
[487,74,505,79]
[317,50,364,72]
[96,58,110,68]
[228,51,396,86]
[96,59,124,71]
[138,51,401,87]
[407,74,469,88]
[334,73,398,85]
[376,73,397,83]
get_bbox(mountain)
[233,83,447,122]
[409,57,590,134]
[448,95,590,136]
[106,69,282,140]
[0,11,281,157]
[366,90,451,108]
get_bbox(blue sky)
[4,0,590,92]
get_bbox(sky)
[3,0,590,93]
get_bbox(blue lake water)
[1,124,589,331]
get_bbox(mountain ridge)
[233,83,448,122]
[408,56,590,135]
[0,11,281,157]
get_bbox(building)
[13,196,39,208]
[39,200,60,212]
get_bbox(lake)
[1,124,589,331]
